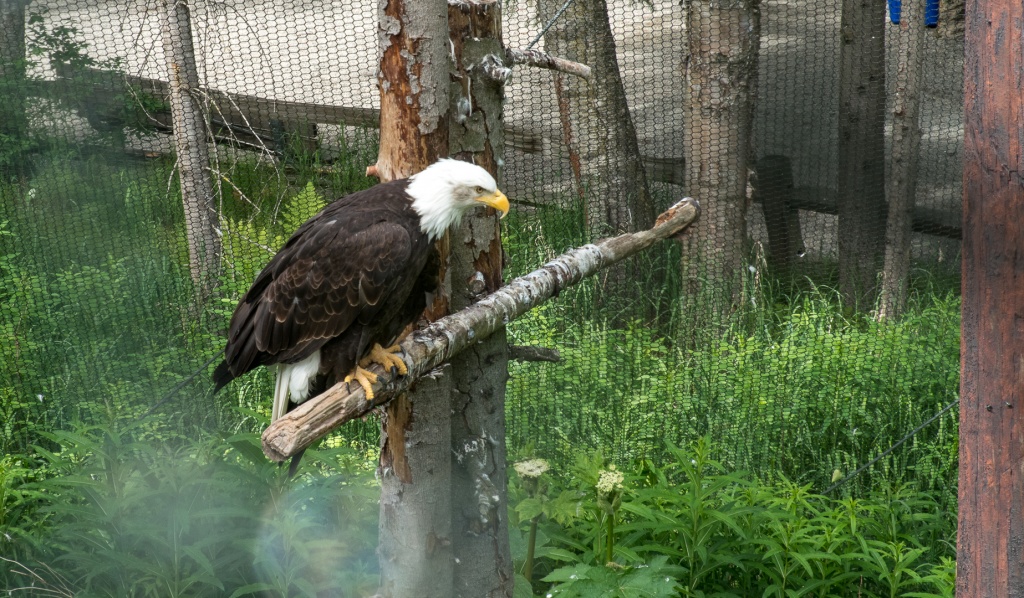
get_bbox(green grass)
[0,132,962,595]
[509,439,956,598]
[0,132,382,456]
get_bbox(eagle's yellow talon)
[359,343,409,376]
[344,366,379,400]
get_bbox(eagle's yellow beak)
[476,190,510,218]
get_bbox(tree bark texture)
[956,0,1024,591]
[0,0,28,150]
[377,376,454,598]
[373,0,453,596]
[447,2,514,596]
[539,0,655,237]
[682,0,760,328]
[837,0,887,311]
[375,0,450,183]
[261,198,700,461]
[161,0,220,296]
[448,2,512,593]
[877,0,925,321]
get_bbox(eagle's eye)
[474,186,486,195]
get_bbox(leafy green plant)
[11,422,380,597]
[510,439,956,598]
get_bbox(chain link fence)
[2,0,962,508]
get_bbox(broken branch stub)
[502,47,593,80]
[260,197,700,462]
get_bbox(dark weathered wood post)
[372,0,453,595]
[956,0,1024,591]
[161,0,220,296]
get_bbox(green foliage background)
[1,30,960,592]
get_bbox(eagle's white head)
[406,159,510,240]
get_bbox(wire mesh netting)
[3,0,961,540]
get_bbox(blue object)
[888,0,940,26]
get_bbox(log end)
[261,423,294,463]
[655,197,700,240]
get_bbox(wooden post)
[956,0,1024,591]
[755,155,804,278]
[161,0,220,297]
[372,0,452,596]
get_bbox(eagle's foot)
[360,343,409,376]
[344,366,379,400]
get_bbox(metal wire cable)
[823,398,960,495]
[526,0,576,50]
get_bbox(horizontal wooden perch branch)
[260,197,700,462]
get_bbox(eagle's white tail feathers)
[271,351,321,422]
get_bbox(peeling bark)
[161,0,220,297]
[837,0,887,310]
[373,0,452,595]
[261,198,700,461]
[877,0,925,321]
[682,0,760,328]
[447,2,513,594]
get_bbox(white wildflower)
[596,468,624,497]
[514,458,550,480]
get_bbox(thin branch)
[261,198,700,462]
[503,47,592,80]
[509,345,561,363]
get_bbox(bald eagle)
[213,159,509,425]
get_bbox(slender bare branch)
[509,345,561,363]
[260,198,699,462]
[503,47,593,80]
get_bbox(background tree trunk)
[837,0,887,311]
[161,0,220,297]
[447,2,513,596]
[540,0,655,316]
[1,0,30,173]
[682,0,761,329]
[877,0,925,321]
[540,0,654,236]
[373,0,453,596]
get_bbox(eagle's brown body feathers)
[212,179,438,398]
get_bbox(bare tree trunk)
[837,0,887,311]
[540,0,656,314]
[540,0,654,236]
[447,2,513,596]
[877,0,925,321]
[682,0,760,329]
[373,0,453,595]
[161,0,220,296]
[1,0,29,169]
